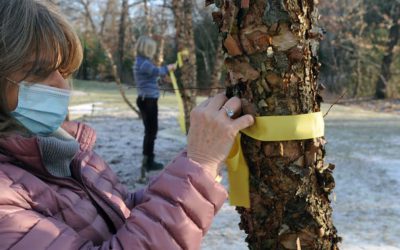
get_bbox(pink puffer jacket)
[0,122,227,250]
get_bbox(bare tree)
[78,0,140,116]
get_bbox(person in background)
[0,0,254,249]
[133,36,177,180]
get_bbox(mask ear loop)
[6,78,38,88]
[4,78,21,96]
[5,78,19,86]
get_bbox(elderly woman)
[133,36,176,178]
[0,0,254,249]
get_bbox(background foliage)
[54,0,399,98]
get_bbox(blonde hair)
[135,36,157,59]
[0,0,83,134]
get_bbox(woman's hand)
[167,63,177,71]
[187,93,254,178]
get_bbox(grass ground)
[70,79,400,250]
[70,79,204,120]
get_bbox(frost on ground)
[72,103,400,250]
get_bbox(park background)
[53,0,399,249]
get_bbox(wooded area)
[52,0,400,100]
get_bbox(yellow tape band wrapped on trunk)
[226,112,325,208]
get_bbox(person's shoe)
[146,155,164,171]
[136,156,148,183]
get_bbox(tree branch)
[128,0,143,8]
[78,0,141,116]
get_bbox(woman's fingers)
[205,93,227,112]
[218,96,242,119]
[187,95,255,177]
[197,97,212,109]
[232,114,255,131]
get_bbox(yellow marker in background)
[226,112,325,208]
[169,70,186,134]
[177,49,190,68]
[167,49,190,134]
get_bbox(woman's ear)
[4,80,19,112]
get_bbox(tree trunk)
[143,0,153,36]
[172,0,197,130]
[375,5,400,99]
[354,52,361,97]
[156,37,166,66]
[211,0,340,249]
[117,0,128,82]
[155,0,168,66]
[77,37,89,80]
[99,0,113,37]
[209,41,224,96]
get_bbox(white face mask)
[10,82,71,136]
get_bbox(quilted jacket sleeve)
[140,60,169,77]
[0,153,227,250]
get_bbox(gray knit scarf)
[37,128,80,178]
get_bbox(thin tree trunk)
[209,41,224,96]
[211,0,340,249]
[117,0,128,82]
[155,0,168,66]
[143,0,153,36]
[82,41,89,80]
[353,8,367,98]
[375,5,400,99]
[156,37,166,66]
[99,0,113,37]
[354,52,361,97]
[172,0,197,130]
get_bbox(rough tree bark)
[375,4,400,99]
[172,0,198,130]
[209,0,340,249]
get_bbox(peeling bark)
[211,0,340,249]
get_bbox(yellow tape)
[169,71,186,134]
[177,49,190,68]
[226,112,325,208]
[166,49,190,134]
